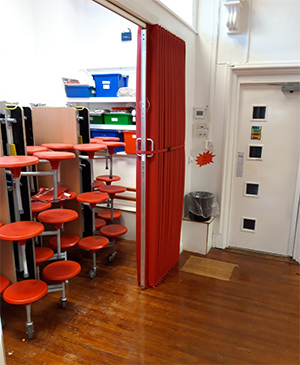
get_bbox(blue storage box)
[65,85,95,98]
[92,74,129,97]
[90,129,125,152]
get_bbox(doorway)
[229,83,299,256]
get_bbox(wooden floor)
[1,240,299,364]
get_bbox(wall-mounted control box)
[193,107,207,120]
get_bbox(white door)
[229,84,300,256]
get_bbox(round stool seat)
[58,191,77,207]
[100,224,127,238]
[27,146,48,155]
[0,156,39,178]
[38,208,78,225]
[35,247,54,264]
[76,192,108,205]
[92,180,105,190]
[99,185,126,195]
[3,280,48,305]
[43,261,81,282]
[49,234,79,250]
[93,136,120,142]
[102,141,126,155]
[78,236,109,251]
[0,221,44,242]
[41,143,74,151]
[95,218,106,229]
[96,175,121,184]
[31,201,52,214]
[0,221,3,228]
[33,151,75,170]
[0,276,10,294]
[97,210,122,220]
[74,143,107,159]
[74,143,107,151]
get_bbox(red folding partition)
[136,24,186,288]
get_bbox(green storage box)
[104,112,132,125]
[90,113,104,124]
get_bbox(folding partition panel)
[136,24,186,288]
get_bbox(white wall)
[192,0,300,256]
[0,0,138,105]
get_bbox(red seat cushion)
[49,234,79,250]
[35,247,54,264]
[78,236,109,251]
[43,261,81,282]
[0,276,10,294]
[3,280,48,305]
[100,224,127,238]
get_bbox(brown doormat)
[181,256,238,281]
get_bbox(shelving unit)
[90,124,136,131]
[66,97,136,110]
[66,96,136,132]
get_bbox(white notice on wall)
[236,152,244,177]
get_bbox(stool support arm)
[25,304,32,324]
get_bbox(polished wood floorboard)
[1,241,299,365]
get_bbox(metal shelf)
[66,97,135,104]
[90,124,136,131]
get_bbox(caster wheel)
[89,269,96,279]
[107,251,117,263]
[26,324,34,340]
[60,298,67,309]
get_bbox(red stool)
[0,155,39,215]
[98,185,126,224]
[74,143,107,191]
[92,180,105,191]
[0,275,10,328]
[27,147,48,192]
[78,236,109,279]
[96,175,121,186]
[33,151,75,202]
[41,143,74,151]
[0,276,10,294]
[43,260,81,308]
[97,209,122,221]
[48,234,79,259]
[38,208,78,260]
[76,192,108,232]
[26,146,48,155]
[35,247,54,279]
[3,279,48,339]
[94,137,120,142]
[102,141,125,179]
[100,224,128,262]
[95,218,106,230]
[0,221,44,278]
[57,191,77,208]
[0,221,3,228]
[31,201,52,218]
[31,201,52,247]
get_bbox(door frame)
[219,63,300,259]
